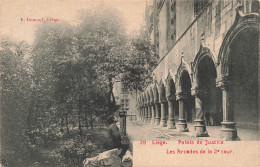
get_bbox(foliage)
[76,6,129,114]
[53,136,96,167]
[0,4,157,167]
[0,40,32,166]
[121,30,158,93]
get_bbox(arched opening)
[179,70,193,123]
[159,82,168,127]
[153,85,161,125]
[197,56,221,126]
[146,91,152,123]
[166,77,178,128]
[228,28,259,130]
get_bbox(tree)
[121,30,158,95]
[76,6,129,115]
[0,39,33,166]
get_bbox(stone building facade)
[113,82,137,116]
[137,0,260,141]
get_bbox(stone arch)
[176,62,194,130]
[140,95,143,105]
[193,46,222,128]
[153,83,161,125]
[217,8,259,77]
[149,87,154,104]
[153,84,159,104]
[217,7,259,140]
[176,61,193,92]
[158,80,167,102]
[192,44,218,86]
[158,80,168,126]
[165,72,178,128]
[177,69,192,95]
[146,89,152,123]
[146,89,151,104]
[143,93,147,105]
[165,73,176,100]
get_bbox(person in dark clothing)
[205,111,211,126]
[106,116,129,159]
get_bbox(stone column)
[160,100,167,127]
[151,104,155,124]
[176,92,189,132]
[145,105,148,123]
[147,105,151,123]
[192,88,209,137]
[141,105,144,122]
[155,103,160,125]
[140,106,143,122]
[119,111,126,135]
[136,105,141,121]
[217,77,238,141]
[167,95,176,129]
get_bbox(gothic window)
[215,1,221,38]
[168,0,176,47]
[194,0,208,16]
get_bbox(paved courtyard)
[126,120,199,141]
[126,119,259,142]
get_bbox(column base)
[160,118,167,127]
[178,119,189,132]
[147,117,151,123]
[155,117,160,126]
[167,118,176,129]
[194,119,209,137]
[151,118,155,124]
[220,122,240,141]
[144,117,148,123]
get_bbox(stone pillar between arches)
[167,99,176,129]
[160,101,167,127]
[141,107,144,122]
[147,105,151,123]
[151,104,155,124]
[192,88,209,137]
[217,78,239,141]
[177,92,189,132]
[155,103,160,125]
[144,105,148,123]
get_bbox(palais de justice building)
[137,0,260,141]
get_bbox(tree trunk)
[65,111,70,135]
[78,98,82,135]
[90,110,93,130]
[107,76,115,114]
[84,111,88,129]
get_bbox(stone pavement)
[126,120,200,141]
[126,120,259,141]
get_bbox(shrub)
[53,136,96,167]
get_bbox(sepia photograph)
[0,0,260,167]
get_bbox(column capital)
[216,75,231,90]
[159,98,168,103]
[191,86,206,98]
[167,94,176,102]
[176,91,190,100]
